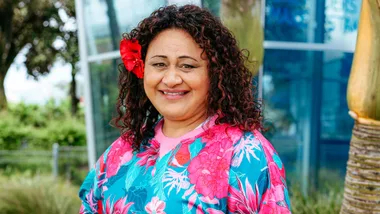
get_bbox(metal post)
[52,143,59,178]
[75,0,97,168]
[258,0,265,102]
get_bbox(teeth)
[163,92,185,95]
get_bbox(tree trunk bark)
[70,63,79,116]
[341,122,380,213]
[0,70,7,110]
[341,0,380,213]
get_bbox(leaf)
[189,138,204,159]
[106,165,128,187]
[184,185,195,198]
[150,153,171,200]
[182,203,192,214]
[206,208,225,214]
[229,169,245,187]
[199,196,219,205]
[256,167,269,197]
[188,193,198,210]
[124,158,142,191]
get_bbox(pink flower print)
[260,185,290,214]
[105,197,134,214]
[206,208,224,214]
[105,138,133,178]
[79,205,85,214]
[97,154,105,175]
[228,177,258,213]
[268,161,285,186]
[202,124,242,146]
[188,139,234,199]
[145,196,166,214]
[196,204,204,214]
[137,139,160,171]
[254,130,276,158]
[170,144,190,167]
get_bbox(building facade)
[75,0,361,192]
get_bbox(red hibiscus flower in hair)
[120,38,144,78]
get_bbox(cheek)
[143,69,161,92]
[190,75,210,97]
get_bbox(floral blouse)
[79,119,291,214]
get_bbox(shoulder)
[78,136,134,212]
[231,130,285,173]
[95,136,134,178]
[234,130,281,159]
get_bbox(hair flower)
[120,38,144,78]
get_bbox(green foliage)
[0,159,52,177]
[0,147,88,186]
[0,173,81,214]
[58,148,89,186]
[288,168,345,214]
[290,184,343,214]
[0,100,86,150]
[0,0,77,109]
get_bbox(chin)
[160,110,187,120]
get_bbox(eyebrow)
[178,55,198,62]
[150,55,198,62]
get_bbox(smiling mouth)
[159,90,189,98]
[162,91,186,95]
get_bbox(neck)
[162,111,208,138]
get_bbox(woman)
[79,4,291,214]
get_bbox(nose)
[162,66,183,88]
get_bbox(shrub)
[0,100,86,150]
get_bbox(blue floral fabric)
[79,123,291,213]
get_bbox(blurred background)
[0,0,361,213]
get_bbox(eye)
[152,63,166,68]
[181,64,196,69]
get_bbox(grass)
[290,184,343,214]
[0,172,81,214]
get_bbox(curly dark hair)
[112,4,263,152]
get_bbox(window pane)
[83,0,166,56]
[89,60,120,157]
[265,0,361,44]
[263,49,353,186]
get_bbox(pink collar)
[155,115,217,157]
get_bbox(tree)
[0,0,76,110]
[55,0,80,116]
[341,0,380,213]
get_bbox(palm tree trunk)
[341,122,380,213]
[341,0,380,213]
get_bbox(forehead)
[146,29,203,57]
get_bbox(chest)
[102,138,235,213]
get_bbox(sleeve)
[78,151,107,214]
[227,131,291,214]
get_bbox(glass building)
[75,0,361,192]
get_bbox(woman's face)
[144,29,209,121]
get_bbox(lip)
[159,89,189,100]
